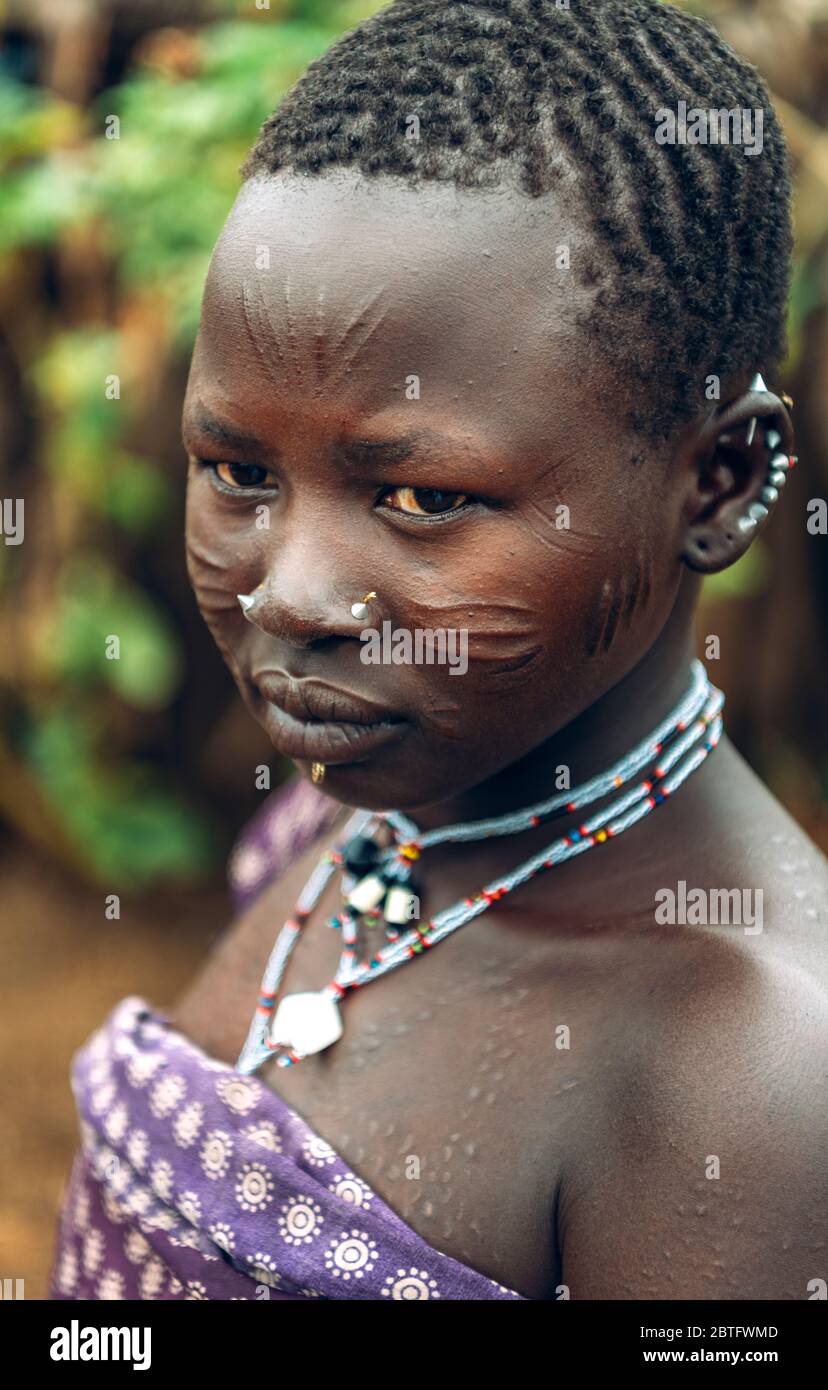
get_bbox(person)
[50,0,827,1302]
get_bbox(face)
[183,170,691,811]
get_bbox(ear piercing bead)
[737,377,796,534]
[745,372,768,446]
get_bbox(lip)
[253,671,409,765]
[254,671,403,724]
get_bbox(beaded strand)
[236,666,724,1075]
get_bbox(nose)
[238,553,376,649]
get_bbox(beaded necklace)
[236,662,723,1075]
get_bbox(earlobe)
[681,376,795,575]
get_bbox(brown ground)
[0,839,228,1300]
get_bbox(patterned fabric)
[48,997,524,1300]
[226,775,341,914]
[49,774,525,1299]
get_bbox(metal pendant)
[269,992,343,1056]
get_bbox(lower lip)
[261,702,409,764]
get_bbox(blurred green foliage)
[0,1,384,887]
[0,0,826,884]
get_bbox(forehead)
[188,169,609,456]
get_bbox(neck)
[404,579,701,833]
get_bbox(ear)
[680,375,796,574]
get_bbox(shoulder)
[169,800,348,1064]
[558,944,828,1299]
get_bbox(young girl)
[50,0,827,1301]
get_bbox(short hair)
[241,0,793,445]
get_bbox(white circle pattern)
[51,997,525,1302]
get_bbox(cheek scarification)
[184,532,255,684]
[185,535,244,615]
[402,595,546,678]
[585,552,653,659]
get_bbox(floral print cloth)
[49,776,525,1299]
[226,775,341,915]
[48,996,524,1300]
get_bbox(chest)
[183,862,620,1298]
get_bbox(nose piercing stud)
[350,591,377,621]
[237,583,265,620]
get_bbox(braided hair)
[241,0,793,444]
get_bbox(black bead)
[342,834,380,876]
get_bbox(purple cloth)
[49,775,525,1299]
[226,775,341,914]
[48,996,524,1300]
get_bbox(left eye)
[213,462,277,489]
[380,486,469,516]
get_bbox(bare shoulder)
[168,811,347,1065]
[558,931,828,1299]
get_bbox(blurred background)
[0,0,825,1296]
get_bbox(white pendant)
[347,873,387,913]
[269,992,343,1056]
[383,885,419,924]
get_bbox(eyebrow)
[181,407,264,454]
[337,430,489,473]
[183,407,488,473]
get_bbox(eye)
[207,461,278,491]
[380,486,470,517]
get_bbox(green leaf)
[55,556,182,709]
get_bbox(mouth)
[252,672,409,765]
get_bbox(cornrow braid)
[241,0,793,445]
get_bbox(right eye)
[209,462,278,490]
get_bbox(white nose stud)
[350,591,377,621]
[238,584,265,620]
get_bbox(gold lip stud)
[311,762,326,785]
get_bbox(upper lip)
[253,672,403,725]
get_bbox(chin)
[289,748,452,812]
